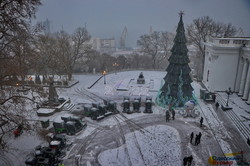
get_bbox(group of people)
[166,104,175,122]
[183,155,193,166]
[166,104,207,165]
[190,132,202,146]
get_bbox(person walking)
[212,94,216,102]
[247,138,250,146]
[172,109,175,120]
[195,134,199,146]
[187,155,193,166]
[166,110,170,122]
[190,132,194,144]
[200,117,204,127]
[183,157,188,166]
[215,102,219,110]
[197,132,202,145]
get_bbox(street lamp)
[112,63,119,74]
[102,70,107,84]
[225,87,232,107]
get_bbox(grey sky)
[35,0,250,47]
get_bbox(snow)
[1,71,250,165]
[36,107,56,114]
[1,132,45,166]
[98,125,181,166]
[220,92,250,128]
[87,71,165,102]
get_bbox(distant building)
[90,37,115,54]
[42,18,51,35]
[203,37,250,104]
[111,50,136,57]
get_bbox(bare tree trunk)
[68,73,72,81]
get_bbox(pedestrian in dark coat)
[215,102,219,110]
[172,109,175,120]
[247,138,250,146]
[195,134,199,146]
[198,132,202,138]
[212,94,216,102]
[190,132,194,144]
[183,157,188,166]
[200,117,204,127]
[166,111,170,122]
[187,155,193,166]
[197,132,202,145]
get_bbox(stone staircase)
[63,103,75,112]
[216,94,250,140]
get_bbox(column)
[235,57,244,92]
[238,58,248,96]
[247,87,250,104]
[242,60,250,100]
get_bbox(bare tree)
[158,32,172,68]
[129,53,141,69]
[53,30,72,78]
[116,55,127,69]
[10,25,41,86]
[84,50,101,72]
[83,51,118,73]
[50,28,91,80]
[187,16,238,80]
[223,23,237,38]
[35,34,58,76]
[0,0,43,149]
[0,88,46,149]
[69,27,91,79]
[0,0,41,87]
[0,0,41,53]
[137,31,171,69]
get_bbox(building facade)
[90,37,116,54]
[203,37,250,104]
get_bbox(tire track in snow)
[112,115,133,166]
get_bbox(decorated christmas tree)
[156,12,194,107]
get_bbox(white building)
[90,37,116,54]
[203,37,250,104]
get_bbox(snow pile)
[98,125,181,166]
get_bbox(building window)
[233,40,244,44]
[219,40,230,44]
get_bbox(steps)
[63,103,75,112]
[216,94,250,140]
[226,109,250,139]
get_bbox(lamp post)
[225,87,232,107]
[102,70,106,84]
[112,63,119,74]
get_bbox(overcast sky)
[34,0,250,47]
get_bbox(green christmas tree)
[156,12,193,107]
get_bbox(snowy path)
[63,113,225,166]
[194,82,250,165]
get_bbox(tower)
[119,26,127,50]
[43,18,51,35]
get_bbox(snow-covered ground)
[1,71,250,166]
[98,125,181,166]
